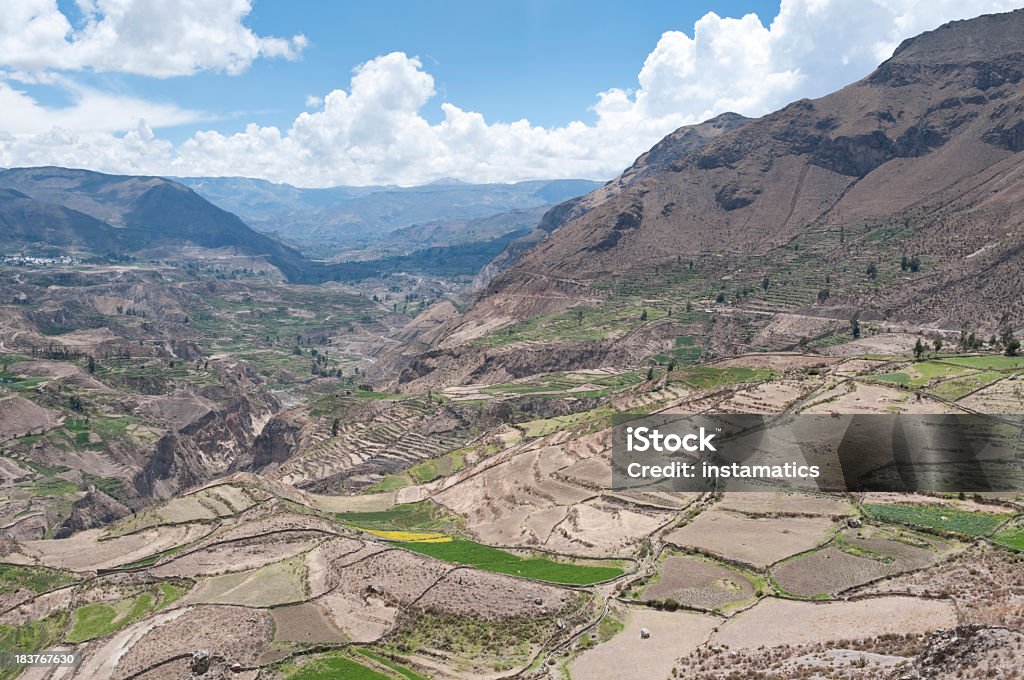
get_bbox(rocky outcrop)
[53,488,131,538]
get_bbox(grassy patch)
[339,502,460,534]
[354,649,428,680]
[873,372,910,386]
[396,539,623,585]
[991,523,1024,552]
[863,503,1004,537]
[928,371,1003,400]
[942,356,1024,371]
[367,449,467,493]
[0,565,76,597]
[521,406,615,438]
[282,653,392,680]
[670,366,775,389]
[0,612,67,679]
[66,583,183,643]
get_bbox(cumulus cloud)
[0,0,1021,185]
[0,78,203,135]
[0,0,306,77]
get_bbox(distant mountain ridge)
[174,176,604,249]
[0,167,314,281]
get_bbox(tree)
[715,292,726,303]
[817,289,830,303]
[86,356,96,374]
[850,314,861,339]
[866,263,877,279]
[331,418,340,437]
[914,338,925,360]
[640,309,648,322]
[1002,327,1020,356]
[933,337,943,354]
[645,366,655,381]
[762,277,770,291]
[910,256,921,272]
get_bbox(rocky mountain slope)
[393,9,1024,388]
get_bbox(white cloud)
[0,0,306,77]
[0,77,203,135]
[1,0,1021,185]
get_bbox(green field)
[928,371,1003,400]
[863,503,1005,537]
[670,366,775,389]
[396,538,623,585]
[0,564,77,596]
[284,653,393,680]
[66,583,186,643]
[338,502,459,533]
[0,612,67,679]
[355,649,428,680]
[521,406,616,438]
[991,524,1024,551]
[367,448,469,492]
[942,356,1024,371]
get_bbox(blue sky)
[47,0,779,141]
[0,1,1020,186]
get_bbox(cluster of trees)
[900,254,921,272]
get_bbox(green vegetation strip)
[0,564,77,596]
[396,539,623,585]
[338,502,457,533]
[283,653,392,680]
[991,524,1024,552]
[355,649,428,680]
[863,503,1004,537]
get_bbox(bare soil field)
[23,524,213,570]
[773,546,894,597]
[715,380,810,414]
[270,602,346,643]
[331,548,451,605]
[304,535,371,595]
[430,436,672,556]
[151,530,324,577]
[674,632,927,678]
[823,333,922,357]
[855,545,1024,628]
[772,526,948,596]
[184,557,307,607]
[958,378,1024,413]
[415,567,575,620]
[112,605,273,679]
[0,395,61,441]
[642,555,755,609]
[570,607,718,680]
[665,511,835,568]
[316,589,398,642]
[801,380,957,414]
[711,596,956,649]
[716,491,855,517]
[715,352,840,372]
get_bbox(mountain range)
[175,175,603,255]
[388,9,1024,387]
